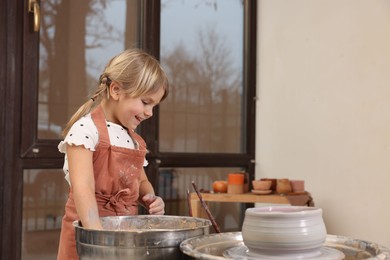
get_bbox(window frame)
[0,0,257,258]
[141,0,257,190]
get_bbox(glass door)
[21,1,142,259]
[6,1,256,259]
[156,0,257,232]
[36,0,141,141]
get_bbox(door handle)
[28,0,40,32]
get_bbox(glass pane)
[158,167,247,232]
[160,0,244,153]
[22,169,68,260]
[37,0,140,139]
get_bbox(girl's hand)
[142,194,165,215]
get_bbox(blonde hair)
[62,48,169,136]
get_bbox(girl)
[57,49,169,259]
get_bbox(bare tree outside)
[158,0,247,230]
[38,0,125,139]
[160,25,242,153]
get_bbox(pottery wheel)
[223,245,345,260]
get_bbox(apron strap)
[91,105,110,146]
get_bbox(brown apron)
[57,106,147,260]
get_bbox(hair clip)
[106,77,112,86]
[99,75,112,86]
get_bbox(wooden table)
[190,192,292,218]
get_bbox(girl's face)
[107,83,165,130]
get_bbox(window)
[160,0,245,154]
[0,0,256,258]
[150,0,257,231]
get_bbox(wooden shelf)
[190,192,291,218]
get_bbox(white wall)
[256,0,390,248]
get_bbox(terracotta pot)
[276,179,292,194]
[261,178,277,191]
[212,181,228,193]
[228,173,244,194]
[290,180,305,193]
[252,180,272,191]
[228,173,244,184]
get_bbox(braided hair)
[62,49,169,136]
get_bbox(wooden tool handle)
[192,181,221,233]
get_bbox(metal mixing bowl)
[73,215,211,260]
